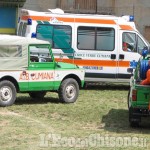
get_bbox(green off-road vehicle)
[128,49,150,127]
[0,35,85,107]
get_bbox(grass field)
[0,84,150,150]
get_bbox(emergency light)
[122,15,134,22]
[129,15,134,22]
[31,32,36,38]
[27,18,32,25]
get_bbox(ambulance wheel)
[59,78,79,103]
[129,107,140,127]
[29,91,46,99]
[0,80,16,107]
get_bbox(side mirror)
[127,68,133,74]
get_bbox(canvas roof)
[0,35,49,45]
[0,35,50,70]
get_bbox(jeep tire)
[0,80,16,107]
[59,78,79,103]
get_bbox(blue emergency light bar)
[122,15,134,22]
[129,15,134,22]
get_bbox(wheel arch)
[62,74,82,88]
[0,76,19,92]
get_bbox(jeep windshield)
[30,45,53,62]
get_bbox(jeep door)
[28,44,55,91]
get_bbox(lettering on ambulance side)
[74,53,111,58]
[19,71,54,81]
[50,17,63,24]
[83,66,103,70]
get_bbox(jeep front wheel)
[59,78,79,103]
[0,80,16,107]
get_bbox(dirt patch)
[0,111,21,116]
[0,110,54,131]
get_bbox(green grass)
[0,84,150,150]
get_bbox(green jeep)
[128,49,150,127]
[0,35,85,106]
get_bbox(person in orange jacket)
[140,69,150,85]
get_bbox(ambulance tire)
[59,78,79,103]
[29,91,46,99]
[0,80,16,107]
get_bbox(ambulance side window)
[137,36,147,54]
[77,26,115,51]
[77,27,95,50]
[122,32,147,54]
[122,32,136,52]
[53,25,72,49]
[36,24,72,49]
[36,25,53,44]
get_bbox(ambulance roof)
[21,9,136,30]
[21,8,131,21]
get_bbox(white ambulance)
[17,8,150,84]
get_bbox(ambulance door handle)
[119,54,124,60]
[111,54,116,59]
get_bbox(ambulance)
[17,8,150,84]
